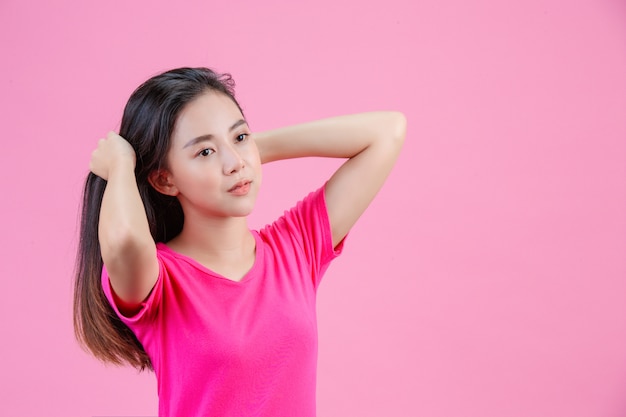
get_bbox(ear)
[148,169,179,196]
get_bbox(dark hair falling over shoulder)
[73,67,243,370]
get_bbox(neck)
[168,214,253,261]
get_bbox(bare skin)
[91,91,406,316]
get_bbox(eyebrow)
[182,119,248,149]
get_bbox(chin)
[229,199,258,218]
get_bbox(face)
[154,91,262,219]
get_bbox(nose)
[222,143,245,175]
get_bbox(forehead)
[171,91,244,143]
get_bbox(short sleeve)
[261,184,347,288]
[101,257,164,326]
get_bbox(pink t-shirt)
[102,186,344,417]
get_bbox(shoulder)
[258,184,344,274]
[258,186,327,241]
[155,242,211,277]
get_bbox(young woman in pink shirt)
[74,67,405,416]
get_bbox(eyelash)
[197,134,249,157]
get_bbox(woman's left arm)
[254,111,406,247]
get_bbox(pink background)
[1,0,625,416]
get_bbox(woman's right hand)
[89,131,136,181]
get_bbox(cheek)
[253,152,262,170]
[170,161,219,191]
[244,143,262,169]
[256,164,263,186]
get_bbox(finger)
[107,131,122,140]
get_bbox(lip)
[228,179,252,195]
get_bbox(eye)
[198,148,214,157]
[235,133,249,143]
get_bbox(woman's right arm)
[91,132,159,314]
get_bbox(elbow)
[377,111,406,152]
[389,111,407,146]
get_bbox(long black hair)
[73,67,243,370]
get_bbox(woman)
[74,67,405,416]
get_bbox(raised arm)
[255,112,406,247]
[91,132,159,315]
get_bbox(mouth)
[228,179,252,195]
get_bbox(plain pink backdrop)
[1,0,625,416]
